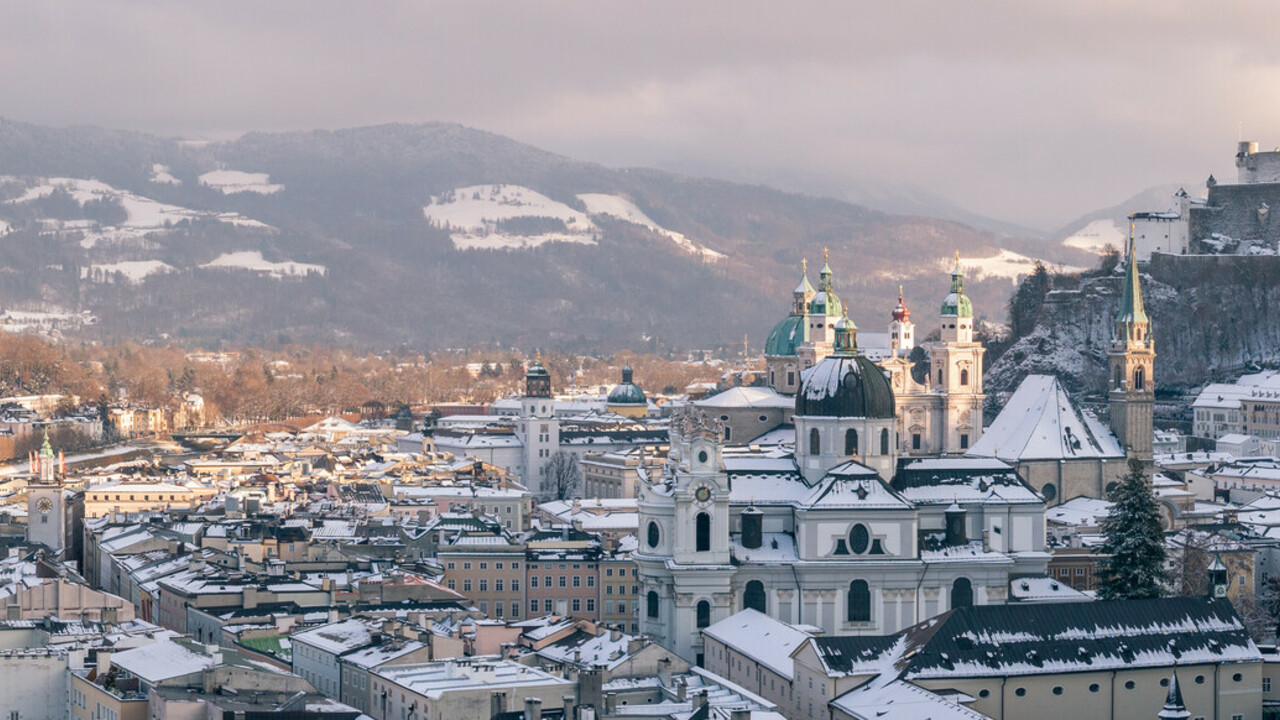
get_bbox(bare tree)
[541,450,582,501]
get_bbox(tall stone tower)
[27,431,65,552]
[932,253,986,452]
[796,249,842,371]
[634,408,734,663]
[518,357,560,499]
[1109,223,1156,464]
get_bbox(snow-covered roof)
[830,679,989,720]
[694,386,794,410]
[967,375,1123,462]
[1046,496,1113,527]
[801,462,912,510]
[1008,576,1092,603]
[291,618,376,655]
[702,609,810,680]
[375,658,573,696]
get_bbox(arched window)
[1134,366,1145,391]
[696,512,711,552]
[849,524,870,554]
[647,591,659,618]
[809,428,821,455]
[937,369,943,385]
[847,580,870,622]
[880,428,890,455]
[743,580,766,613]
[960,368,969,386]
[845,428,858,455]
[696,600,711,628]
[951,577,973,609]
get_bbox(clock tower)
[27,431,65,552]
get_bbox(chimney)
[523,698,542,720]
[562,695,576,720]
[490,693,507,718]
[604,693,617,714]
[676,678,687,702]
[691,690,707,710]
[609,627,621,643]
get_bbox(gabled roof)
[967,375,1123,462]
[702,609,810,680]
[801,462,912,510]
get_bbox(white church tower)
[26,432,65,552]
[635,408,734,664]
[517,357,561,499]
[889,286,914,357]
[931,253,986,453]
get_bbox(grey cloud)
[3,1,1280,228]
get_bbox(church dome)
[892,287,910,322]
[607,366,647,406]
[796,354,895,418]
[940,256,973,318]
[765,314,804,357]
[809,290,843,318]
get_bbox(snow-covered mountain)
[0,117,1073,350]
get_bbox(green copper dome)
[765,314,805,357]
[607,366,647,405]
[940,256,973,318]
[809,290,843,317]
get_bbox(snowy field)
[425,184,721,258]
[200,251,326,278]
[198,170,284,195]
[0,307,96,335]
[1062,219,1125,254]
[2,176,275,248]
[150,164,181,185]
[954,249,1087,284]
[424,184,596,250]
[82,260,176,284]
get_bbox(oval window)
[1125,680,1136,690]
[1014,688,1026,697]
[1088,684,1100,693]
[978,689,990,699]
[1195,676,1205,684]
[647,521,660,548]
[1233,673,1243,682]
[849,524,870,554]
[1052,687,1063,696]
[698,450,709,464]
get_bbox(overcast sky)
[4,1,1280,230]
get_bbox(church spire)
[820,247,834,291]
[1157,671,1190,720]
[1117,216,1149,331]
[794,258,815,315]
[833,306,858,354]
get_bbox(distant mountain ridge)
[0,118,1085,351]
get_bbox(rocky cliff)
[987,254,1280,396]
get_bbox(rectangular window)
[447,579,456,590]
[572,598,581,612]
[511,578,520,592]
[511,602,520,618]
[530,599,539,614]
[586,598,595,613]
[912,433,921,450]
[463,562,471,570]
[606,568,614,577]
[479,579,488,592]
[586,575,595,588]
[479,562,487,570]
[959,434,969,449]
[495,562,503,570]
[606,585,613,595]
[463,580,472,592]
[495,579,504,592]
[572,576,581,588]
[559,576,567,588]
[618,601,626,613]
[530,576,539,588]
[512,562,519,569]
[545,575,553,587]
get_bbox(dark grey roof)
[796,354,895,419]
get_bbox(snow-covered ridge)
[1062,219,1124,254]
[423,184,721,259]
[82,260,175,284]
[953,249,1086,285]
[200,251,326,278]
[1,176,274,248]
[199,170,284,195]
[576,193,722,261]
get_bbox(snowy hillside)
[83,260,175,284]
[424,184,596,250]
[198,170,284,194]
[200,251,326,278]
[1062,219,1125,254]
[150,164,181,185]
[956,249,1086,284]
[0,176,274,248]
[577,193,723,261]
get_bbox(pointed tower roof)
[794,258,815,295]
[1157,671,1190,720]
[1117,217,1148,326]
[820,247,833,285]
[39,429,54,458]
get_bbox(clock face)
[694,486,712,503]
[36,497,52,514]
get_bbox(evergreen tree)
[1096,457,1167,599]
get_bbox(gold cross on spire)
[801,258,807,273]
[954,249,960,265]
[823,247,829,263]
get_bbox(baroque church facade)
[639,266,1050,663]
